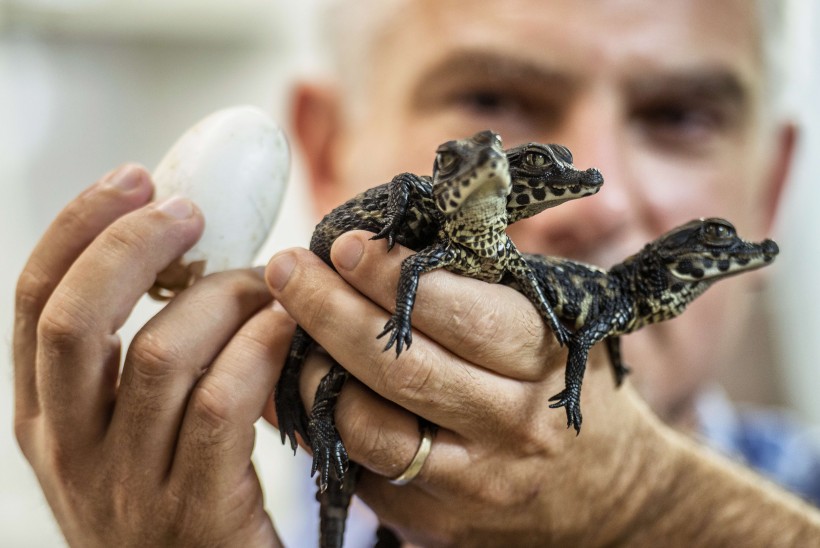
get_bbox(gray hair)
[315,0,406,121]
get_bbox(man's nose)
[516,96,637,259]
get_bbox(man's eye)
[454,89,517,116]
[633,103,726,149]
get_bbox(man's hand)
[13,165,291,547]
[265,230,661,546]
[266,230,820,547]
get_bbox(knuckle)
[37,294,96,354]
[514,419,556,458]
[190,380,235,433]
[339,407,396,472]
[128,331,186,381]
[374,349,439,404]
[15,263,51,318]
[192,271,272,322]
[102,223,152,261]
[303,288,337,333]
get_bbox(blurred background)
[1,0,817,545]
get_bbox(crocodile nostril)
[585,168,604,185]
[762,239,779,256]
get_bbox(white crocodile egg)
[150,105,289,299]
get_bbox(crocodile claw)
[553,323,572,347]
[548,388,583,434]
[370,217,400,251]
[308,411,349,493]
[377,316,413,356]
[614,364,631,386]
[275,381,310,452]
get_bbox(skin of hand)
[265,230,820,546]
[13,164,293,547]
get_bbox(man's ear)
[763,121,798,232]
[291,82,344,217]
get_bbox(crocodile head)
[432,130,510,215]
[505,142,604,218]
[652,218,779,285]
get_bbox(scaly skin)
[273,131,603,548]
[519,218,779,432]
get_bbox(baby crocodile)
[520,218,779,432]
[275,132,603,457]
[378,130,578,355]
[275,131,603,548]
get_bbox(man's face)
[311,0,786,421]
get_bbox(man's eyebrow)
[410,50,579,101]
[627,69,750,107]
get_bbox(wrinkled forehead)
[346,0,765,101]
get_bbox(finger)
[14,165,152,428]
[36,194,204,444]
[108,269,273,478]
[266,248,527,436]
[171,300,296,498]
[330,231,559,380]
[297,351,432,480]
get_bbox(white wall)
[0,1,818,545]
[771,0,820,435]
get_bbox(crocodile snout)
[762,239,779,257]
[584,168,604,186]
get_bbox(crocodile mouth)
[669,240,778,281]
[545,168,604,195]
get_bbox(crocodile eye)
[704,221,735,242]
[525,152,549,167]
[436,152,458,174]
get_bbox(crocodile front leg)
[505,248,571,346]
[548,338,589,434]
[309,361,350,492]
[548,318,614,433]
[379,243,457,356]
[275,325,314,451]
[371,172,434,250]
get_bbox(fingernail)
[105,164,145,190]
[156,196,194,219]
[334,234,364,271]
[267,252,296,291]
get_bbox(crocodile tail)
[318,462,361,548]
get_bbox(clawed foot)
[548,387,583,434]
[377,315,413,356]
[371,216,401,251]
[308,412,349,492]
[553,323,572,347]
[275,383,310,452]
[614,364,631,386]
